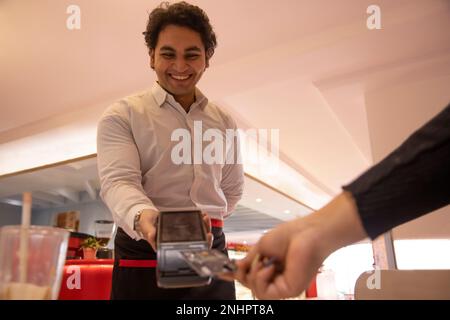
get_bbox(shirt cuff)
[123,203,158,240]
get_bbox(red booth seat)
[58,259,113,300]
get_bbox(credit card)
[180,249,237,277]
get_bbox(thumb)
[207,232,213,249]
[257,224,291,259]
[146,227,157,251]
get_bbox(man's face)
[150,25,208,99]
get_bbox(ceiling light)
[255,198,262,203]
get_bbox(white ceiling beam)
[0,197,51,208]
[313,51,450,91]
[84,180,97,201]
[0,198,22,206]
[33,191,66,206]
[57,188,79,203]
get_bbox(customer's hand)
[233,192,367,300]
[234,218,327,299]
[139,209,159,251]
[201,211,214,249]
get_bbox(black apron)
[110,226,236,300]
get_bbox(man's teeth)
[171,74,190,80]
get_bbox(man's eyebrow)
[159,46,176,52]
[159,46,201,53]
[185,46,202,52]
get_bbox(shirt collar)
[151,82,168,107]
[151,82,208,112]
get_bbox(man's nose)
[172,57,189,73]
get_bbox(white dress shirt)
[97,82,244,240]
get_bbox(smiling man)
[97,2,244,299]
[152,25,207,110]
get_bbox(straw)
[19,192,32,283]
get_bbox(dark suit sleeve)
[342,104,450,239]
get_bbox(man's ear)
[205,48,213,69]
[149,49,155,69]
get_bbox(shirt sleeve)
[97,104,157,240]
[343,104,450,239]
[221,117,244,218]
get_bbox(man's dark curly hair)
[143,1,217,60]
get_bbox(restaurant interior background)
[1,0,449,299]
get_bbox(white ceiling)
[1,0,449,238]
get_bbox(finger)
[264,244,316,299]
[234,262,248,287]
[264,267,303,300]
[207,232,213,249]
[146,227,157,251]
[253,264,276,300]
[245,253,262,296]
[216,272,235,282]
[236,247,257,271]
[248,256,264,294]
[234,248,258,287]
[271,248,315,299]
[201,211,211,233]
